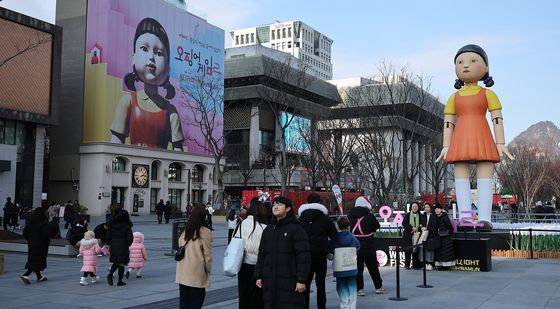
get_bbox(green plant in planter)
[72,202,88,214]
[106,203,121,215]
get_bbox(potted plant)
[105,203,121,222]
[73,202,90,223]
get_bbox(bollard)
[528,228,536,259]
[389,246,408,301]
[417,244,433,288]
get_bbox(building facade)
[0,8,62,209]
[52,0,225,215]
[231,21,333,80]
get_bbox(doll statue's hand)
[497,144,515,161]
[435,147,448,163]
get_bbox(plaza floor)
[1,214,559,308]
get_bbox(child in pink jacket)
[126,231,147,279]
[79,231,104,286]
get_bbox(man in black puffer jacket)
[298,194,337,309]
[255,196,310,309]
[348,196,384,296]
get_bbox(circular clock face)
[134,166,148,186]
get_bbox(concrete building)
[51,0,225,215]
[0,8,62,209]
[231,20,333,80]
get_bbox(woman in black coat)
[21,208,52,284]
[255,196,310,309]
[402,202,421,269]
[419,203,438,270]
[107,209,133,286]
[434,204,455,269]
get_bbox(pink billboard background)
[85,0,224,154]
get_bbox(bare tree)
[418,145,448,202]
[179,73,227,206]
[224,147,256,190]
[0,32,51,68]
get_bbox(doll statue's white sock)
[477,178,493,223]
[455,179,472,220]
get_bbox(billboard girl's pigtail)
[163,77,175,99]
[124,69,138,91]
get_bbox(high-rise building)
[231,21,333,80]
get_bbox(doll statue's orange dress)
[445,86,500,163]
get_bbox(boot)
[91,276,99,284]
[80,277,88,286]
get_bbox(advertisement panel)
[281,112,310,153]
[84,0,224,153]
[0,17,52,116]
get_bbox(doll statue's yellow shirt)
[444,85,502,115]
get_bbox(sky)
[1,0,558,143]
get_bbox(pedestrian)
[434,204,455,270]
[185,202,193,219]
[419,202,438,270]
[93,222,109,247]
[64,200,75,229]
[21,208,51,284]
[227,201,241,243]
[164,201,172,224]
[402,201,421,269]
[176,205,213,309]
[205,202,214,230]
[106,209,133,286]
[78,230,104,286]
[126,232,148,279]
[348,196,384,296]
[298,193,337,309]
[255,196,311,309]
[329,216,360,309]
[156,199,164,224]
[3,197,16,231]
[67,219,88,248]
[234,197,268,309]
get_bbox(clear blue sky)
[2,0,558,143]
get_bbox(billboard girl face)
[133,32,169,86]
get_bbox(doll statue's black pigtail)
[483,75,494,87]
[124,69,139,91]
[454,79,465,90]
[163,77,175,100]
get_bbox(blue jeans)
[336,276,357,309]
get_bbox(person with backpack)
[348,196,384,296]
[63,200,76,229]
[298,194,337,309]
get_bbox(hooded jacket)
[233,215,266,265]
[298,203,337,258]
[328,230,360,277]
[255,212,311,309]
[23,209,51,271]
[128,232,147,268]
[107,210,134,264]
[348,197,380,257]
[80,238,103,273]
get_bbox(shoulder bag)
[223,223,245,277]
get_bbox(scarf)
[409,212,419,229]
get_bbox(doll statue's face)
[133,33,169,86]
[455,52,488,84]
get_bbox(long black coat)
[298,203,337,258]
[435,213,455,263]
[255,213,311,309]
[419,213,438,239]
[23,209,51,271]
[107,211,133,264]
[348,206,380,257]
[402,212,421,253]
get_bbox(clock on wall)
[132,164,149,188]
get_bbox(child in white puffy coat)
[126,232,147,279]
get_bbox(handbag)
[174,244,186,261]
[223,223,244,277]
[333,247,357,272]
[424,236,441,250]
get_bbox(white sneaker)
[426,264,433,271]
[90,276,99,284]
[357,289,365,296]
[80,278,88,286]
[375,287,385,294]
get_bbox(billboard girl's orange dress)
[444,85,501,163]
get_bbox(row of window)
[271,41,292,50]
[271,27,292,40]
[111,157,204,182]
[235,32,255,45]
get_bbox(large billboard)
[282,112,310,153]
[84,0,224,153]
[0,8,62,124]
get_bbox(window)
[260,130,275,146]
[151,161,159,180]
[282,42,285,50]
[288,27,292,37]
[168,163,182,181]
[245,34,249,44]
[168,189,182,210]
[112,157,126,172]
[0,120,3,143]
[4,120,15,145]
[251,33,254,43]
[235,35,239,45]
[240,35,244,44]
[288,41,292,48]
[277,29,280,39]
[282,28,286,38]
[192,165,204,183]
[271,43,275,49]
[226,129,249,144]
[271,30,275,40]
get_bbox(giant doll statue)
[436,44,514,230]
